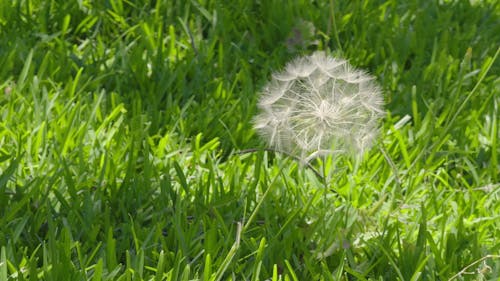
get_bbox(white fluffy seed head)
[254,51,384,161]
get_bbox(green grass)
[1,0,499,280]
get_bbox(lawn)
[0,0,499,280]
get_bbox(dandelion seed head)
[254,51,384,161]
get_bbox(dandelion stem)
[236,148,324,181]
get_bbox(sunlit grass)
[0,0,499,280]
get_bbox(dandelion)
[254,51,384,162]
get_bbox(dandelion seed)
[254,51,384,162]
[4,86,12,96]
